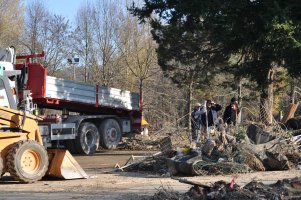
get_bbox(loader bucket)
[46,149,88,179]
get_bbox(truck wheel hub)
[107,128,117,141]
[85,131,95,146]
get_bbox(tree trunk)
[237,78,242,124]
[139,79,143,117]
[259,69,274,125]
[290,78,296,104]
[267,69,274,124]
[187,80,193,129]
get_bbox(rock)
[247,124,275,144]
[202,139,216,156]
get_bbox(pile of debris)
[118,135,161,151]
[116,137,173,175]
[147,177,301,200]
[167,123,301,175]
[118,128,191,151]
[116,153,169,175]
[117,123,301,176]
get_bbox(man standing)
[191,102,206,142]
[223,97,240,125]
[201,100,222,128]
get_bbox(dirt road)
[0,150,301,200]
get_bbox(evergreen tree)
[130,0,301,124]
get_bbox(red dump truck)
[13,50,142,155]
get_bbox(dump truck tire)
[6,140,49,183]
[75,122,99,155]
[99,119,121,149]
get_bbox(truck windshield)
[0,48,9,61]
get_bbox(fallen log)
[172,177,211,189]
[115,152,162,171]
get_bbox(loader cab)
[0,47,20,109]
[0,66,18,109]
[0,77,10,108]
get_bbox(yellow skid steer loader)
[0,67,87,183]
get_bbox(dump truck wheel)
[99,119,121,149]
[75,122,99,155]
[6,140,49,183]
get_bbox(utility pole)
[68,56,79,81]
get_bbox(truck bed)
[46,76,140,111]
[18,63,141,115]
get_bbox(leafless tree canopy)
[0,0,24,46]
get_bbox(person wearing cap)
[191,102,206,142]
[223,97,240,125]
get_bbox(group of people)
[191,97,240,142]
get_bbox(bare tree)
[90,0,122,86]
[39,15,70,75]
[73,2,95,82]
[117,13,159,117]
[22,0,48,54]
[21,0,70,75]
[0,0,24,46]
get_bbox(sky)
[25,0,88,23]
[25,0,137,24]
[43,0,84,21]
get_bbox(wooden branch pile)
[146,177,301,200]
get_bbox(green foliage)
[235,126,247,141]
[286,131,293,138]
[130,0,301,93]
[130,0,227,90]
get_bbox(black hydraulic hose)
[20,104,26,131]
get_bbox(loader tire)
[75,122,99,155]
[99,119,121,149]
[6,140,49,183]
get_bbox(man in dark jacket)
[201,100,222,127]
[223,97,240,125]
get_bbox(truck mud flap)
[46,149,88,179]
